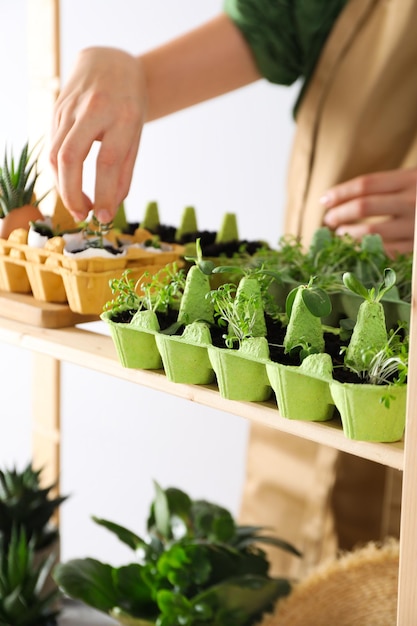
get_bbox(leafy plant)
[0,142,47,216]
[0,527,60,626]
[81,214,115,248]
[54,482,300,626]
[366,324,408,391]
[212,261,283,322]
[0,463,67,552]
[104,264,186,318]
[208,278,266,349]
[249,227,412,303]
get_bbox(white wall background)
[1,0,297,565]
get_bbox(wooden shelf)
[0,314,404,471]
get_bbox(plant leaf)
[301,288,332,318]
[92,517,146,551]
[153,481,171,539]
[342,272,369,299]
[53,558,119,611]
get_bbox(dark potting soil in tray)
[124,223,266,257]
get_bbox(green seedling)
[208,276,267,349]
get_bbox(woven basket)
[261,540,399,626]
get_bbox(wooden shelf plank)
[0,315,404,471]
[0,292,98,328]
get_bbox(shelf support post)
[31,353,61,506]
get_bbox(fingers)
[320,168,417,254]
[93,109,143,223]
[49,47,146,223]
[321,169,417,209]
[50,107,98,221]
[323,192,414,230]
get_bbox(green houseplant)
[0,463,67,625]
[252,227,412,327]
[330,269,408,442]
[0,528,61,626]
[54,481,300,626]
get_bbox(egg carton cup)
[0,238,32,293]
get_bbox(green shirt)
[223,0,348,112]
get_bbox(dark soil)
[124,222,267,257]
[70,242,123,255]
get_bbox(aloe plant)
[0,463,67,552]
[54,481,299,626]
[0,143,45,216]
[0,528,60,625]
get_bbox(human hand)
[321,168,417,256]
[50,47,146,223]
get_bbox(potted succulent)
[0,142,46,239]
[329,269,408,442]
[0,462,67,613]
[0,527,61,625]
[0,462,67,553]
[54,481,300,626]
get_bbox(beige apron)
[241,0,414,579]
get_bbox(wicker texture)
[262,540,399,626]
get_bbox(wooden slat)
[397,217,417,622]
[0,313,404,470]
[0,291,98,328]
[32,353,60,505]
[27,0,60,215]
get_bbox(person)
[49,0,417,578]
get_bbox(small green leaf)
[382,267,396,294]
[285,286,299,319]
[153,482,171,539]
[342,272,369,299]
[198,260,216,275]
[301,288,332,318]
[212,265,244,275]
[92,517,146,551]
